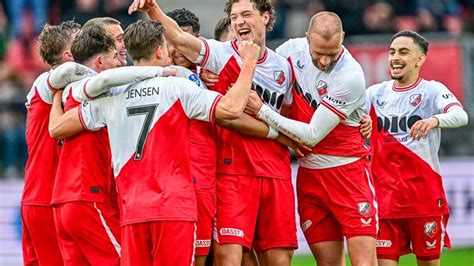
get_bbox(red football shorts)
[214,174,297,252]
[21,205,63,266]
[121,221,196,266]
[297,158,378,243]
[195,192,216,256]
[53,202,121,266]
[377,215,451,261]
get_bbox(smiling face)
[389,36,425,84]
[229,0,269,47]
[106,24,127,66]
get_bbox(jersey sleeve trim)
[199,37,211,67]
[322,101,347,120]
[443,102,463,113]
[46,73,60,92]
[209,94,223,125]
[78,104,88,130]
[82,79,93,100]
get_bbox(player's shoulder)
[367,80,393,93]
[275,37,307,58]
[420,79,449,91]
[265,47,292,69]
[32,71,50,87]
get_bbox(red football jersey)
[198,38,292,179]
[366,78,463,218]
[22,71,61,206]
[80,76,222,225]
[51,76,116,205]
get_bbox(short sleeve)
[176,79,222,124]
[195,38,230,74]
[79,98,107,131]
[322,73,366,120]
[365,85,377,113]
[433,82,463,113]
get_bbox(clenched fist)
[238,41,260,64]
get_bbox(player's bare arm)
[360,114,372,138]
[128,0,202,62]
[49,92,83,139]
[409,107,468,140]
[214,41,260,120]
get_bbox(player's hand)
[409,117,438,140]
[245,90,263,116]
[275,134,311,157]
[162,67,178,77]
[128,0,157,14]
[359,113,372,139]
[200,68,219,87]
[238,41,260,64]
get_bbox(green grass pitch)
[291,248,474,265]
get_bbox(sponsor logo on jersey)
[296,60,304,70]
[425,240,437,249]
[273,71,286,85]
[360,218,372,226]
[294,81,319,110]
[195,239,211,248]
[376,240,392,248]
[376,99,385,106]
[377,115,422,134]
[424,221,438,238]
[325,95,346,105]
[358,202,372,217]
[301,220,312,232]
[409,94,422,107]
[316,80,328,96]
[442,93,454,99]
[220,228,244,238]
[82,101,89,108]
[253,83,285,111]
[189,73,201,87]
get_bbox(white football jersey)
[366,77,463,173]
[79,76,221,224]
[276,38,368,169]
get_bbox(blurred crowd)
[0,0,472,177]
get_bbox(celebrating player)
[366,30,468,266]
[246,12,378,265]
[21,21,80,266]
[128,1,299,264]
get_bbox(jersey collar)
[392,77,422,92]
[231,39,268,64]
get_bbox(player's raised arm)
[213,41,260,120]
[128,0,202,62]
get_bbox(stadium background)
[0,0,472,265]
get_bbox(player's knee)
[214,244,242,266]
[263,248,293,266]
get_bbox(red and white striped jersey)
[276,38,369,169]
[51,71,116,206]
[366,77,463,218]
[79,76,221,225]
[22,71,61,206]
[197,38,292,179]
[175,66,217,194]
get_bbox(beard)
[391,74,403,80]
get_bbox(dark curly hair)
[166,8,200,35]
[224,0,276,32]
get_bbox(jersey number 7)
[127,104,158,160]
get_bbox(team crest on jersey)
[358,202,372,217]
[424,221,438,238]
[273,70,286,85]
[316,80,328,96]
[188,73,201,87]
[409,94,422,107]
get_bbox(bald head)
[308,12,343,40]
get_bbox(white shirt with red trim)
[79,76,221,225]
[366,78,464,217]
[194,38,293,179]
[276,38,368,169]
[22,71,61,206]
